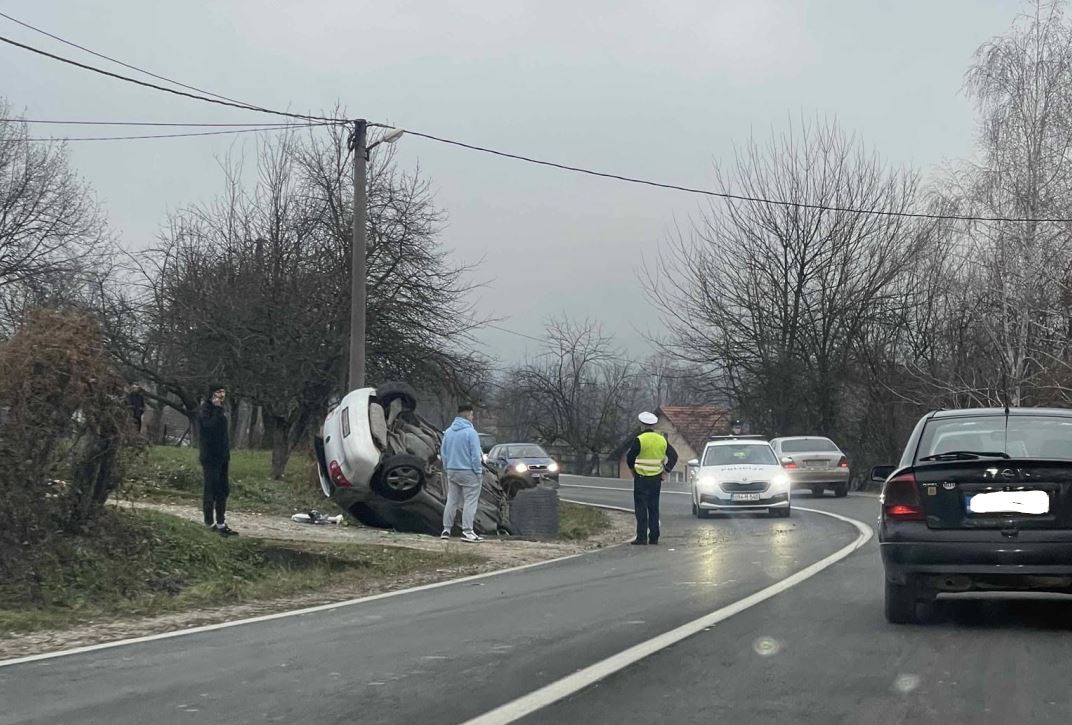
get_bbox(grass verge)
[558,501,612,540]
[122,446,325,516]
[0,508,480,636]
[127,447,612,541]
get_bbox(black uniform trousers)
[633,474,662,543]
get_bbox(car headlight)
[514,463,528,474]
[695,475,719,489]
[548,462,559,473]
[771,473,791,489]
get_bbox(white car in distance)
[690,438,792,518]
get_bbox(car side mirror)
[871,465,895,483]
[687,458,699,467]
[780,457,793,467]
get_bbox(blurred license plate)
[805,460,827,469]
[967,490,1049,515]
[731,493,762,502]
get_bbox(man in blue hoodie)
[440,403,485,542]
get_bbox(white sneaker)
[440,529,451,539]
[461,530,484,543]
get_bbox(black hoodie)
[198,401,230,465]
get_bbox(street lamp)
[348,122,405,391]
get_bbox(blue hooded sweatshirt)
[441,417,483,475]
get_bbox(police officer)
[626,411,679,545]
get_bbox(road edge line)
[0,528,629,669]
[561,483,691,496]
[461,505,873,725]
[560,498,634,513]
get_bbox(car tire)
[811,487,824,497]
[774,506,791,518]
[371,454,427,502]
[834,484,849,498]
[692,501,699,517]
[885,577,920,624]
[375,381,418,413]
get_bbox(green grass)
[0,509,481,635]
[125,446,608,542]
[558,501,612,540]
[122,446,326,515]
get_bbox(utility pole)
[348,119,368,391]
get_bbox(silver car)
[769,436,850,497]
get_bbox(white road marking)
[560,483,690,496]
[0,539,622,669]
[461,505,873,725]
[559,498,635,513]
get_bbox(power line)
[21,123,332,142]
[394,126,1072,224]
[0,32,341,125]
[0,10,247,106]
[484,323,545,343]
[3,117,319,127]
[1,16,1063,224]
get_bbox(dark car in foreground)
[874,407,1072,624]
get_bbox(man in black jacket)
[199,383,237,536]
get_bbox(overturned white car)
[313,383,524,535]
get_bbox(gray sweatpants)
[443,469,482,532]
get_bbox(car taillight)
[328,460,351,488]
[882,472,923,521]
[838,456,849,469]
[782,458,798,470]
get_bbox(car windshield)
[505,445,548,459]
[702,444,777,466]
[780,438,839,453]
[916,415,1072,462]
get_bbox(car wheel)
[371,454,426,502]
[375,381,418,413]
[775,506,791,518]
[834,484,849,498]
[692,500,699,517]
[811,487,824,497]
[885,577,920,624]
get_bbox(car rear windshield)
[916,415,1072,462]
[703,444,777,466]
[506,445,548,458]
[780,438,838,453]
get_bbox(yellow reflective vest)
[634,431,668,476]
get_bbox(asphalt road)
[5,478,1067,724]
[0,476,858,725]
[543,478,1072,725]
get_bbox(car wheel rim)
[386,466,421,491]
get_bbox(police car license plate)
[731,493,762,502]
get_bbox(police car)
[690,436,792,518]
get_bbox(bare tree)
[510,317,641,471]
[0,101,107,333]
[942,0,1072,404]
[107,120,489,477]
[647,116,925,437]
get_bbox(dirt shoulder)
[0,502,633,661]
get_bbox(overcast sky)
[2,0,1022,366]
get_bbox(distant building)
[609,406,730,482]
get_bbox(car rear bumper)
[881,541,1072,578]
[790,469,850,485]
